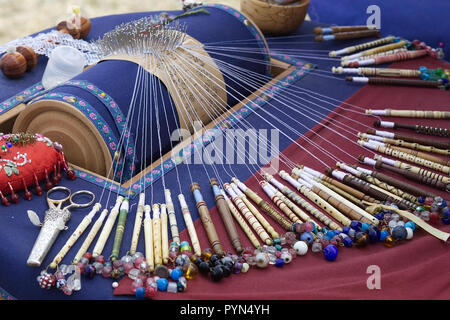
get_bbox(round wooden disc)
[241,0,310,36]
[13,99,113,178]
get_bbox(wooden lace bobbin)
[329,35,395,57]
[373,154,450,185]
[296,165,380,205]
[361,139,450,168]
[385,145,449,167]
[346,76,446,89]
[260,180,301,224]
[232,178,293,232]
[292,168,376,225]
[164,189,180,245]
[341,40,408,61]
[325,168,413,210]
[13,99,114,179]
[49,203,102,269]
[340,49,407,67]
[224,183,272,245]
[336,162,419,208]
[315,29,381,42]
[221,190,261,249]
[371,157,449,192]
[366,129,450,151]
[160,204,169,265]
[358,132,449,156]
[264,174,322,231]
[129,193,145,256]
[374,120,449,138]
[152,204,162,266]
[359,140,450,174]
[318,179,368,209]
[347,49,427,67]
[190,182,224,257]
[210,179,243,254]
[278,171,343,231]
[314,25,371,35]
[356,156,438,198]
[230,182,279,240]
[333,66,421,78]
[337,162,419,204]
[178,194,201,257]
[110,198,129,261]
[365,109,450,120]
[241,0,310,36]
[72,208,109,264]
[143,205,154,271]
[92,196,124,258]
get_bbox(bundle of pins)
[28,16,449,299]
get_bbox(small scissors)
[46,186,95,213]
[27,186,95,267]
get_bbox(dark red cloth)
[115,56,450,300]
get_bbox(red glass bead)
[94,255,105,265]
[429,212,440,224]
[66,169,76,180]
[8,183,19,204]
[304,222,314,232]
[0,191,10,206]
[76,262,85,274]
[295,223,306,234]
[38,272,56,289]
[44,169,53,190]
[145,286,157,298]
[83,252,92,262]
[134,256,145,268]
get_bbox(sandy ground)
[0,0,241,44]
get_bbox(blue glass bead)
[273,238,281,245]
[291,222,300,233]
[180,241,189,247]
[379,230,389,242]
[442,78,449,84]
[135,286,146,299]
[439,200,447,208]
[366,227,378,244]
[404,221,416,231]
[361,223,370,232]
[348,228,356,238]
[325,230,335,240]
[418,66,427,72]
[5,142,12,148]
[171,268,183,281]
[418,197,425,204]
[300,232,314,245]
[343,237,353,248]
[392,226,407,241]
[342,226,350,234]
[350,221,362,231]
[421,73,430,80]
[323,244,338,261]
[274,244,282,251]
[321,227,328,234]
[275,258,284,268]
[375,213,384,220]
[156,278,169,291]
[442,215,450,225]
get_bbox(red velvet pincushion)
[0,133,74,204]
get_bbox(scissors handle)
[47,186,95,211]
[67,190,95,210]
[46,186,71,208]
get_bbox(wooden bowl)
[241,0,310,36]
